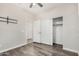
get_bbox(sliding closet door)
[41,20,53,45]
[33,20,41,43]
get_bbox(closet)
[33,19,53,45]
[53,17,63,45]
[33,16,63,45]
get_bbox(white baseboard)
[63,48,78,54]
[0,43,27,53]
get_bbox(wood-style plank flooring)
[0,42,78,56]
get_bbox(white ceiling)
[15,3,75,15]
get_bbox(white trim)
[63,48,78,54]
[0,43,27,53]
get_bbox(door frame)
[52,16,63,46]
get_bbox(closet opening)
[53,16,63,48]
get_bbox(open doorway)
[53,16,63,48]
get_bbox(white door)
[41,20,53,45]
[33,20,41,43]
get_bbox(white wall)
[0,4,34,52]
[77,4,79,54]
[25,20,33,39]
[37,3,79,53]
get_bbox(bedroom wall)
[0,3,34,53]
